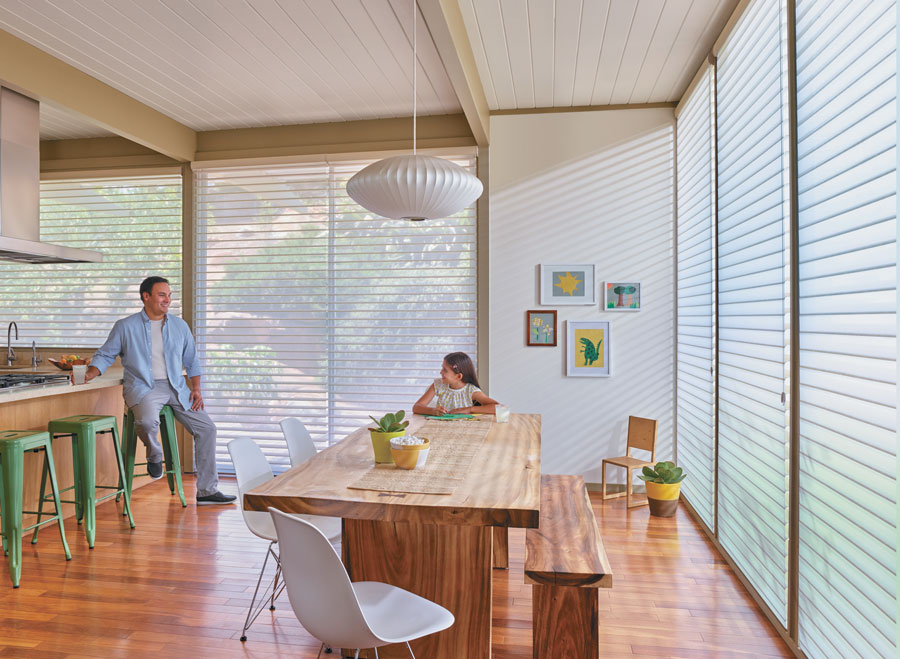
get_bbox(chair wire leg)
[374,648,378,659]
[406,641,416,658]
[270,562,281,610]
[354,650,359,659]
[240,541,275,642]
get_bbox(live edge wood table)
[244,413,542,659]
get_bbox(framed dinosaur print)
[566,320,611,377]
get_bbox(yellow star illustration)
[554,271,582,296]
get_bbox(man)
[84,276,236,505]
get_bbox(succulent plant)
[638,461,686,484]
[369,410,409,433]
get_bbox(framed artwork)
[540,264,596,305]
[526,310,557,346]
[566,320,611,377]
[604,281,641,311]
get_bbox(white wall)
[488,108,675,482]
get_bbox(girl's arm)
[450,390,499,415]
[413,384,449,416]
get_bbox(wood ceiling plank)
[571,0,612,107]
[628,0,694,103]
[0,0,210,129]
[469,0,516,110]
[0,24,195,161]
[527,0,556,109]
[552,0,581,106]
[590,0,638,105]
[610,0,668,104]
[498,0,535,109]
[654,0,738,101]
[457,0,499,110]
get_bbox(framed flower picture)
[526,310,557,346]
[604,281,641,311]
[566,320,611,377]
[540,264,596,305]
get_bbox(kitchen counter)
[0,366,124,404]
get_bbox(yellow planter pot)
[390,437,430,470]
[645,481,681,517]
[369,430,405,464]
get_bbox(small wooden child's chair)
[601,416,658,508]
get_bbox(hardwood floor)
[0,476,792,658]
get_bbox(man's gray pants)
[130,379,219,497]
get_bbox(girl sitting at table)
[413,351,500,416]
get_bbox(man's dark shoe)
[147,461,164,480]
[197,491,237,506]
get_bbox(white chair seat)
[353,581,455,644]
[246,509,341,546]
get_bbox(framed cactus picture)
[526,310,557,346]
[566,320,611,377]
[540,264,596,305]
[604,281,641,311]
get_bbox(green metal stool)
[118,405,186,508]
[42,415,135,549]
[0,430,71,588]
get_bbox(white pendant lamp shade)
[347,154,483,221]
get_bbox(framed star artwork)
[540,264,596,305]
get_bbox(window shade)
[194,157,477,472]
[795,0,897,656]
[675,66,717,531]
[0,175,183,348]
[715,0,791,625]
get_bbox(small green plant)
[369,410,409,433]
[638,461,686,484]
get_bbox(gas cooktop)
[0,372,72,391]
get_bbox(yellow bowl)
[389,437,431,470]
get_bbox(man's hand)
[190,388,204,411]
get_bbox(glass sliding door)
[795,0,898,656]
[675,66,717,531]
[715,0,791,626]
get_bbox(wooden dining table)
[244,413,541,658]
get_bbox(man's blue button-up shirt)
[90,310,201,409]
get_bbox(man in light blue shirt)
[85,276,235,505]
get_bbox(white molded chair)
[269,507,454,658]
[279,417,318,467]
[228,438,341,643]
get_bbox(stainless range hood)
[0,87,101,263]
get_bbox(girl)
[413,352,500,416]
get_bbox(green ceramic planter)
[369,429,405,464]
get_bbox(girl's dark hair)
[443,352,481,389]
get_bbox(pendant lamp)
[346,1,483,221]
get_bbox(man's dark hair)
[139,276,169,302]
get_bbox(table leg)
[342,519,492,659]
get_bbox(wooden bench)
[525,474,612,659]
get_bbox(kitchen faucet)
[6,321,17,366]
[31,340,41,368]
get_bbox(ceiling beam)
[0,29,196,162]
[419,0,490,147]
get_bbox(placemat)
[349,420,492,495]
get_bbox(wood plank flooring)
[0,476,792,658]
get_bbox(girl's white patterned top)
[434,382,481,411]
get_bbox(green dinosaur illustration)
[579,336,602,366]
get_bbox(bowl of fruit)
[48,354,87,371]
